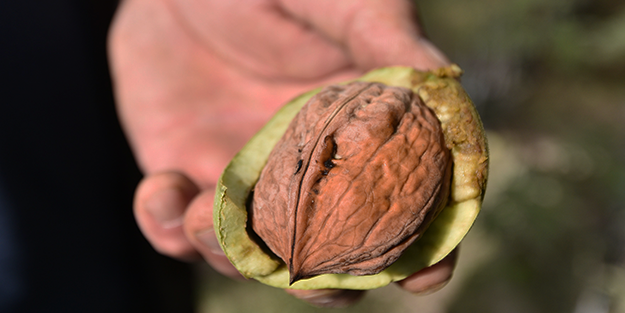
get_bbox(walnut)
[212,66,488,291]
[251,82,452,284]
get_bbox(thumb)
[279,0,449,70]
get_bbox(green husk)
[213,66,488,290]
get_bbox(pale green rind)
[214,66,488,290]
[254,199,480,290]
[214,89,320,277]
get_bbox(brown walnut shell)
[251,82,452,283]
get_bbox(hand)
[109,0,452,307]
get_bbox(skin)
[108,0,456,307]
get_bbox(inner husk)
[213,66,488,290]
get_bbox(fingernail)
[144,188,185,229]
[410,278,451,296]
[195,229,224,255]
[418,38,451,68]
[286,289,364,308]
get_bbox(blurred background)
[1,0,624,312]
[197,0,625,312]
[0,2,194,313]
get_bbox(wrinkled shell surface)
[252,82,451,283]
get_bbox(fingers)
[168,0,448,80]
[286,248,458,308]
[279,0,450,71]
[183,189,245,280]
[134,172,202,261]
[285,247,457,307]
[135,171,244,279]
[285,289,365,308]
[286,248,457,308]
[179,181,367,305]
[396,248,458,294]
[182,189,367,305]
[286,248,458,307]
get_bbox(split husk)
[213,65,488,290]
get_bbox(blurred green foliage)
[198,0,625,311]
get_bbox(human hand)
[108,0,453,307]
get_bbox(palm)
[111,0,366,187]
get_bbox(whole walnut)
[213,66,488,290]
[252,81,452,284]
